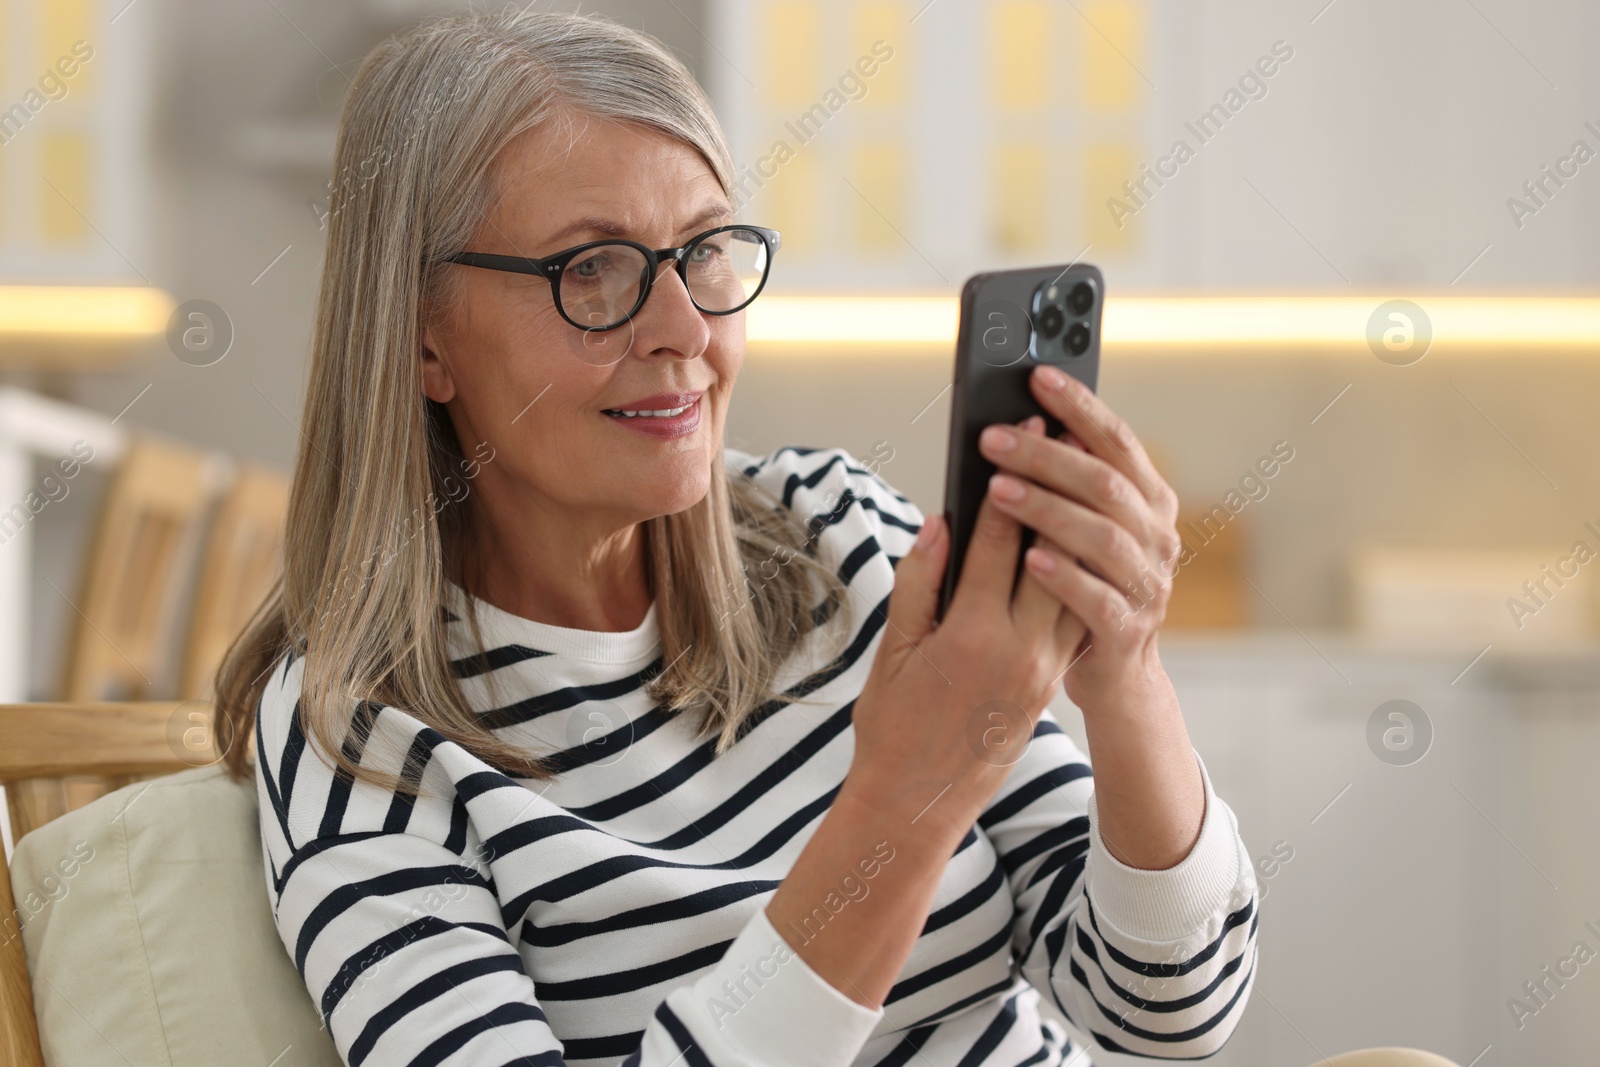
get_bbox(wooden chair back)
[178,465,289,700]
[58,438,213,702]
[0,700,215,1067]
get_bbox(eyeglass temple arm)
[448,251,557,277]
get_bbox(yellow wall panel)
[765,147,818,256]
[852,3,906,109]
[1080,0,1142,110]
[851,142,905,252]
[43,0,95,99]
[41,132,92,243]
[763,1,820,110]
[1085,142,1137,252]
[993,141,1047,253]
[989,1,1050,110]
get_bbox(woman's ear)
[420,324,456,404]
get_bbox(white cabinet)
[1046,634,1600,1066]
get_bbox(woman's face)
[421,114,743,530]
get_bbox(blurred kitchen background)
[2,0,1598,1063]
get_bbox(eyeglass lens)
[561,227,771,330]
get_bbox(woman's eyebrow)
[676,203,733,236]
[538,215,628,245]
[540,203,732,247]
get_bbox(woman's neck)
[456,495,653,634]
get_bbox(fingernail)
[980,425,1017,452]
[1023,415,1045,434]
[1025,546,1057,574]
[989,473,1025,502]
[915,515,939,549]
[1036,365,1068,389]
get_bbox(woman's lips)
[602,395,702,439]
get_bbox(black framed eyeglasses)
[445,224,781,333]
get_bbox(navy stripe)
[275,696,310,837]
[319,702,383,839]
[522,879,778,949]
[644,702,852,851]
[1085,891,1257,978]
[276,830,388,897]
[498,786,839,926]
[904,975,1020,1030]
[887,921,1012,1004]
[536,939,732,1001]
[980,758,1091,830]
[382,732,436,834]
[1084,952,1256,1050]
[480,812,595,863]
[255,689,296,854]
[539,703,675,775]
[779,452,849,508]
[323,916,510,1018]
[835,534,880,587]
[444,794,471,856]
[562,1030,644,1061]
[294,864,493,976]
[563,599,885,824]
[654,1002,716,1067]
[451,643,552,678]
[1072,923,1254,1014]
[873,1022,940,1067]
[1020,856,1087,965]
[409,1001,552,1067]
[923,857,1007,936]
[349,954,527,1065]
[999,819,1091,878]
[480,663,661,731]
[1026,836,1089,891]
[955,990,1023,1067]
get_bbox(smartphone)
[937,263,1103,619]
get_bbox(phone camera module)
[1067,282,1095,316]
[1037,305,1065,338]
[1064,322,1091,356]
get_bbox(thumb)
[883,513,948,647]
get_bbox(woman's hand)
[974,362,1184,712]
[973,362,1205,869]
[845,422,1087,845]
[776,448,1090,1006]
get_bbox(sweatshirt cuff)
[1084,750,1254,944]
[685,903,883,1067]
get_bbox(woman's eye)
[689,241,725,265]
[570,253,614,279]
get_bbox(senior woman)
[216,9,1257,1067]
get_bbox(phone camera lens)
[1037,305,1064,338]
[1067,282,1094,316]
[1065,323,1091,355]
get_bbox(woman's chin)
[630,465,712,519]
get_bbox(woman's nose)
[634,256,708,354]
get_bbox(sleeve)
[255,674,883,1067]
[978,709,1258,1058]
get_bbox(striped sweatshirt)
[255,445,1259,1067]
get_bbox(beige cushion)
[10,764,342,1066]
